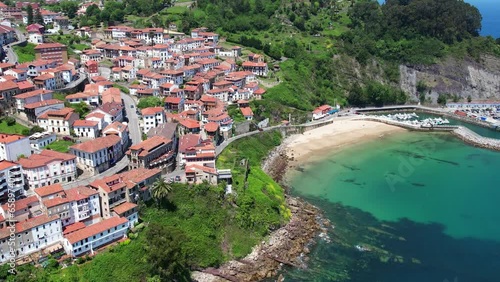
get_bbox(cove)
[283,131,500,282]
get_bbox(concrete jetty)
[361,116,500,151]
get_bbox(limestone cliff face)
[399,55,500,102]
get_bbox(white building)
[28,33,44,44]
[112,202,138,227]
[0,134,32,161]
[65,92,100,106]
[141,107,166,134]
[29,132,57,152]
[37,107,79,135]
[70,135,123,175]
[73,120,100,139]
[17,150,77,189]
[40,185,101,227]
[103,121,129,148]
[0,214,62,264]
[62,216,129,257]
[0,160,25,200]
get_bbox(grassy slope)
[33,132,288,281]
[13,43,36,63]
[0,121,29,135]
[45,140,75,153]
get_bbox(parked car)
[62,136,73,141]
[175,175,181,182]
[130,105,134,108]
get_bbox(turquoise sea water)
[283,131,500,282]
[378,0,500,38]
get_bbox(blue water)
[284,132,500,282]
[378,0,500,38]
[466,0,500,38]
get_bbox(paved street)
[5,28,26,64]
[121,91,141,145]
[62,157,129,189]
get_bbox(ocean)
[378,0,500,38]
[283,130,500,281]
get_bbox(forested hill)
[182,0,500,110]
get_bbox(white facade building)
[0,161,25,200]
[17,150,77,189]
[62,216,128,257]
[29,132,57,151]
[0,134,32,162]
[141,107,166,134]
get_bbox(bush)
[4,117,16,126]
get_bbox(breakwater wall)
[361,116,500,152]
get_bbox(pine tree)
[27,5,34,25]
[34,8,44,25]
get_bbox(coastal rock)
[399,55,500,102]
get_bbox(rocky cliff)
[400,55,500,102]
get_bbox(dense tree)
[26,5,34,25]
[137,96,163,109]
[59,1,79,19]
[145,224,190,281]
[34,8,44,25]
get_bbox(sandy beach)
[285,117,407,167]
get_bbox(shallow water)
[283,132,500,282]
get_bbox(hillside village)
[0,0,279,267]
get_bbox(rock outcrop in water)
[192,142,322,282]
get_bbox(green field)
[45,140,75,153]
[0,120,30,135]
[12,43,36,63]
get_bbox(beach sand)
[285,118,407,167]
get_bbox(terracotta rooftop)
[0,160,19,171]
[70,135,121,153]
[73,120,99,127]
[204,122,219,132]
[15,89,53,99]
[34,183,64,198]
[112,202,137,215]
[178,134,201,153]
[0,134,27,144]
[141,107,164,116]
[128,136,172,157]
[16,214,60,233]
[18,150,76,169]
[65,216,128,244]
[24,99,63,109]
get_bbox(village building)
[37,107,79,134]
[70,135,123,175]
[0,134,31,161]
[17,150,77,189]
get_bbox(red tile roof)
[34,183,64,198]
[65,216,128,244]
[0,80,18,91]
[0,134,27,144]
[73,120,99,127]
[165,96,182,104]
[112,202,137,215]
[0,160,19,171]
[24,99,63,109]
[178,134,201,153]
[179,118,200,129]
[128,136,172,157]
[63,222,86,235]
[16,214,60,233]
[17,150,75,169]
[141,107,164,116]
[204,122,219,132]
[1,195,38,213]
[240,107,253,116]
[14,89,52,99]
[70,135,121,153]
[34,43,66,50]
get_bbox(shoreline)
[192,118,405,282]
[192,114,500,282]
[284,119,407,174]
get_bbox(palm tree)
[151,177,173,206]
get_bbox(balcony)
[77,204,89,212]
